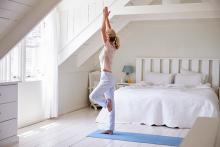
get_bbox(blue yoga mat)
[87,130,183,146]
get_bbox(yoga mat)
[87,130,183,146]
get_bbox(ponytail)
[110,36,120,49]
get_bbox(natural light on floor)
[18,130,40,138]
[40,122,59,130]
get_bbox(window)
[10,42,22,81]
[24,24,42,81]
[0,23,43,82]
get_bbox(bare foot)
[107,99,112,112]
[102,130,113,135]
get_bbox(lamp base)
[124,74,132,83]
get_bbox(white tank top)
[99,41,116,71]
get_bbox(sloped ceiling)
[0,0,39,40]
[0,0,61,59]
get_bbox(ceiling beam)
[115,3,220,16]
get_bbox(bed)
[96,58,220,128]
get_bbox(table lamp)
[122,65,134,83]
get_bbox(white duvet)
[96,84,220,128]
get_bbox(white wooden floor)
[12,108,190,147]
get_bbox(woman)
[89,7,120,135]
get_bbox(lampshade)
[122,65,134,75]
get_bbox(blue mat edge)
[87,130,183,147]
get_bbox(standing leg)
[90,72,115,135]
[104,86,115,131]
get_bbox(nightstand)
[116,82,134,89]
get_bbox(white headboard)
[136,58,220,89]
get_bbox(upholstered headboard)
[136,58,220,89]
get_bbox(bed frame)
[136,58,220,91]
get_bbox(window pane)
[0,23,43,82]
[25,24,42,80]
[10,42,22,81]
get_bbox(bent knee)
[89,92,96,101]
[89,90,103,102]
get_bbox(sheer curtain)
[41,9,60,118]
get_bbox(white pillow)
[180,68,207,83]
[144,72,174,85]
[174,73,203,86]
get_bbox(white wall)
[18,71,92,127]
[58,54,97,115]
[100,18,220,82]
[18,66,94,128]
[18,81,45,128]
[58,71,89,115]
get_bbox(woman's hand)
[103,7,110,18]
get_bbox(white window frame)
[0,24,43,83]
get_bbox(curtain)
[41,9,59,118]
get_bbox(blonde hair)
[107,29,120,49]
